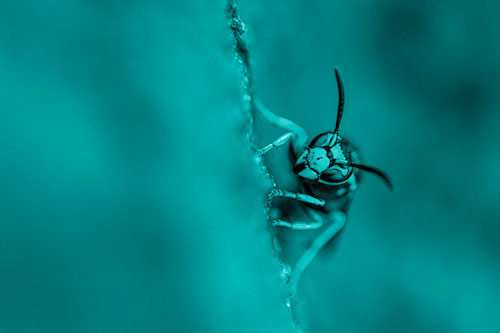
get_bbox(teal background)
[0,0,499,332]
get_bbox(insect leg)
[254,99,307,155]
[271,219,324,230]
[267,188,325,207]
[256,132,294,156]
[288,211,346,297]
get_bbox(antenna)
[351,163,393,191]
[333,66,345,135]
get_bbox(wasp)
[255,67,393,296]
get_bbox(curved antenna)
[333,66,345,135]
[351,163,393,191]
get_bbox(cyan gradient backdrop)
[0,1,499,332]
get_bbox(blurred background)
[0,0,499,332]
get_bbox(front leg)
[254,99,307,155]
[271,219,324,230]
[256,132,293,156]
[267,188,325,207]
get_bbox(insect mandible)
[255,67,393,296]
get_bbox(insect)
[255,67,393,296]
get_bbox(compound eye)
[319,165,352,183]
[309,132,336,148]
